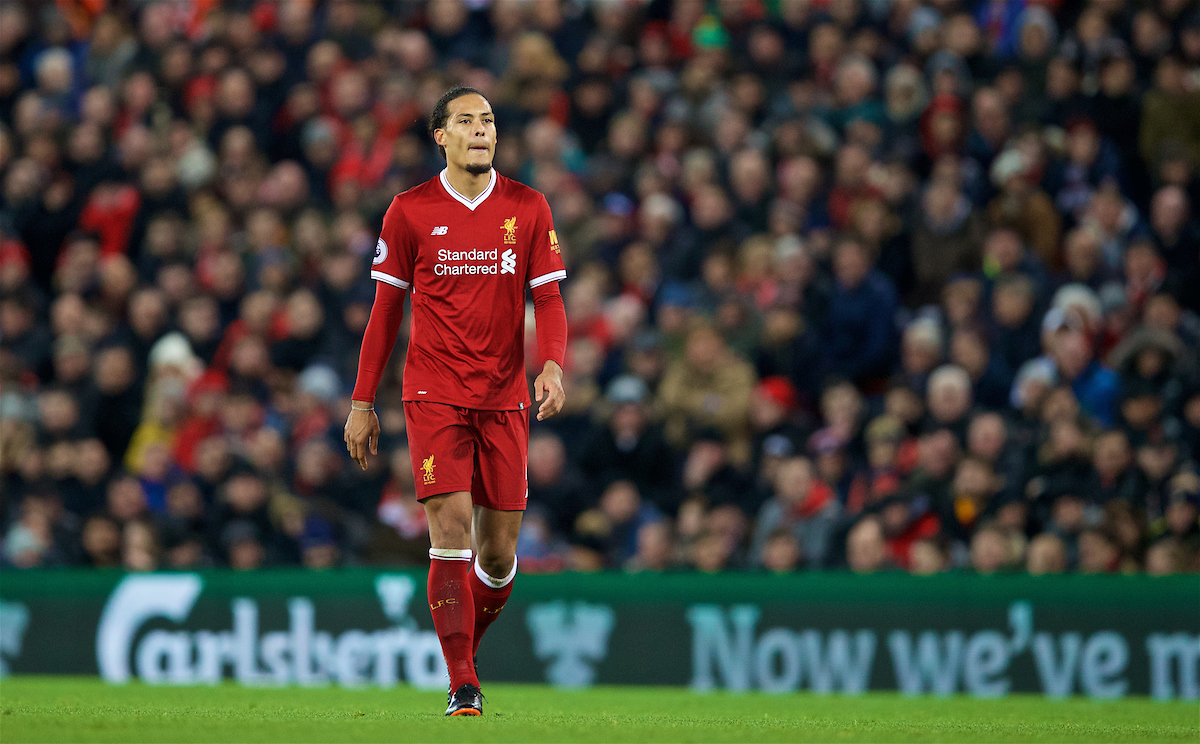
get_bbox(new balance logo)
[431,226,448,236]
[500,249,516,275]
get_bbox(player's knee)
[430,520,471,547]
[426,511,471,548]
[476,550,515,579]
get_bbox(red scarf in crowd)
[788,480,835,520]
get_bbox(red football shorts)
[403,401,528,510]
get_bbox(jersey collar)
[439,168,496,211]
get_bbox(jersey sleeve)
[527,194,567,289]
[371,197,414,290]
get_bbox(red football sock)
[427,549,479,691]
[470,557,517,657]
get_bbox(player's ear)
[433,128,446,148]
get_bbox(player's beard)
[465,161,492,175]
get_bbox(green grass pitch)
[0,677,1196,743]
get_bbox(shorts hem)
[479,502,528,512]
[415,486,473,502]
[414,493,527,512]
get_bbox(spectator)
[987,148,1063,270]
[1087,430,1146,505]
[1050,326,1120,428]
[64,438,111,517]
[821,237,898,386]
[760,530,803,574]
[950,326,1011,411]
[1060,227,1118,291]
[908,429,962,513]
[751,456,838,570]
[853,415,912,515]
[991,274,1042,373]
[3,493,64,568]
[967,87,1011,176]
[300,516,339,570]
[1044,118,1122,225]
[846,516,890,574]
[677,428,752,513]
[925,365,974,442]
[947,456,1001,543]
[970,525,1013,574]
[1078,528,1121,574]
[368,446,430,566]
[943,275,985,332]
[80,514,121,569]
[1027,533,1068,575]
[527,431,588,537]
[909,538,949,575]
[270,289,326,372]
[1145,537,1185,575]
[579,376,675,513]
[573,480,663,569]
[223,521,267,571]
[1148,476,1200,567]
[1139,57,1200,169]
[747,375,808,479]
[122,520,159,571]
[85,345,143,463]
[1148,186,1200,281]
[898,317,944,395]
[625,521,675,573]
[658,324,756,464]
[1091,55,1143,187]
[980,228,1049,301]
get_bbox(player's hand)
[533,360,565,421]
[344,402,380,470]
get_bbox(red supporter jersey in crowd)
[370,168,566,411]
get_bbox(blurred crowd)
[2,0,1200,577]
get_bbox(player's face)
[437,94,495,175]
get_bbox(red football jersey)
[370,168,566,410]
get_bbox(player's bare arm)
[534,360,565,421]
[343,402,379,471]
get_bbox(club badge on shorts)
[422,455,436,484]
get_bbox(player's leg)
[469,505,522,656]
[423,490,480,697]
[405,402,482,714]
[467,408,529,658]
